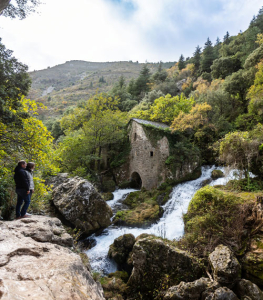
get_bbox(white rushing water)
[86,165,237,274]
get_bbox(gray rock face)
[235,279,263,300]
[164,277,211,300]
[48,173,69,188]
[128,236,204,293]
[207,287,239,300]
[52,176,113,235]
[176,79,187,92]
[209,245,241,287]
[0,216,105,300]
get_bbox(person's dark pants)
[15,189,31,217]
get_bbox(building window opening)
[134,133,137,141]
[150,151,153,157]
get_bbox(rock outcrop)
[164,277,212,300]
[242,199,263,286]
[52,176,113,235]
[107,235,263,299]
[209,245,241,288]
[0,216,105,300]
[127,236,204,293]
[108,234,135,273]
[235,279,263,300]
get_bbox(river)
[86,165,236,274]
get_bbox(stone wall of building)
[128,121,170,190]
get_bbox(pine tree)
[214,37,221,59]
[133,65,151,98]
[192,45,202,76]
[223,31,230,45]
[200,38,215,74]
[178,54,186,70]
[254,6,263,31]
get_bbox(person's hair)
[18,160,26,167]
[26,162,35,170]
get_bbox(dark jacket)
[14,166,30,191]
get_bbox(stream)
[86,165,236,274]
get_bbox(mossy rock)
[127,236,205,297]
[102,192,114,201]
[201,178,213,187]
[108,271,129,283]
[211,169,224,180]
[118,181,132,189]
[102,179,116,192]
[113,203,163,227]
[181,186,254,257]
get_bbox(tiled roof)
[131,118,170,130]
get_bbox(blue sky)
[0,0,262,70]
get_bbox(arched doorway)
[130,172,142,189]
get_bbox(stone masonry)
[128,118,170,190]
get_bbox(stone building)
[128,118,171,190]
[126,118,200,190]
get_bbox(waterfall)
[86,165,237,274]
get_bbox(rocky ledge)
[0,215,105,300]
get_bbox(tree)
[223,31,230,45]
[218,124,263,180]
[211,56,241,79]
[130,93,195,125]
[0,38,31,125]
[178,54,186,70]
[57,94,128,174]
[1,0,41,19]
[152,63,168,82]
[200,38,215,74]
[224,69,255,104]
[192,46,202,76]
[132,65,151,99]
[170,103,212,132]
[247,61,263,118]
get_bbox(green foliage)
[178,54,186,70]
[247,61,263,119]
[225,177,263,192]
[192,45,202,76]
[211,56,241,79]
[0,38,31,125]
[57,93,128,176]
[130,93,194,125]
[218,124,263,179]
[200,38,215,73]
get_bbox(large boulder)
[209,245,241,287]
[235,279,263,300]
[52,176,113,235]
[108,234,135,273]
[0,216,105,300]
[207,287,239,300]
[164,277,211,300]
[128,236,204,294]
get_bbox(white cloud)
[0,0,262,70]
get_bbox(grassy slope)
[28,60,175,119]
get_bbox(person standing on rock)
[14,160,31,219]
[24,162,35,216]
